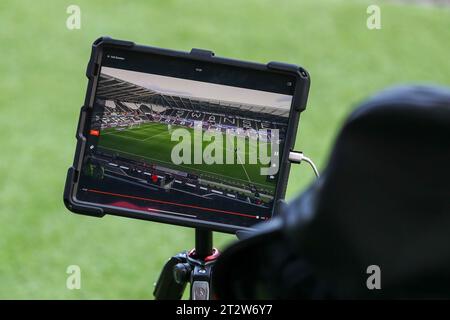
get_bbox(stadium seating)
[94,73,289,144]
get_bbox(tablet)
[64,37,310,233]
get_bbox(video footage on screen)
[76,62,293,229]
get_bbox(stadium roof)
[97,69,290,118]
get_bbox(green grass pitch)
[1,0,449,299]
[99,122,276,194]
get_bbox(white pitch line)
[236,149,251,183]
[102,123,167,141]
[142,130,170,141]
[102,131,148,142]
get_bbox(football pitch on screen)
[98,122,276,193]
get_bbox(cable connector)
[288,151,320,178]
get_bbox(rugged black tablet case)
[63,36,310,233]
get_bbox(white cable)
[288,151,320,178]
[301,155,320,178]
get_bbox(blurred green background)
[0,0,449,299]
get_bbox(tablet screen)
[75,48,295,230]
